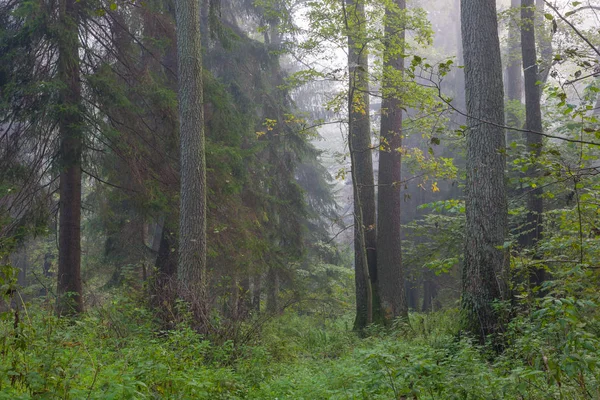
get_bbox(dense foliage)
[1,0,600,397]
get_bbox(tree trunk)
[252,275,261,314]
[266,266,279,314]
[506,0,523,143]
[345,0,378,330]
[405,280,419,310]
[460,0,509,344]
[176,0,207,311]
[506,0,523,103]
[521,0,544,285]
[421,270,438,312]
[56,0,84,316]
[156,222,177,278]
[377,0,408,323]
[536,0,553,85]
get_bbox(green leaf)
[110,2,117,10]
[544,13,554,20]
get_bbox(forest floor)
[0,293,595,399]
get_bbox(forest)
[1,0,599,398]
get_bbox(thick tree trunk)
[56,0,83,316]
[377,0,408,323]
[346,0,378,330]
[176,0,207,309]
[460,0,509,344]
[521,0,544,285]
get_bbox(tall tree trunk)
[536,0,553,85]
[56,0,83,316]
[460,0,509,344]
[176,0,207,311]
[454,0,466,116]
[521,0,544,284]
[506,0,523,103]
[345,0,378,330]
[377,0,408,323]
[506,0,523,142]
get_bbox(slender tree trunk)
[506,0,524,143]
[454,0,466,117]
[377,0,408,323]
[405,280,418,310]
[421,269,438,312]
[521,0,545,285]
[536,0,553,85]
[156,222,177,278]
[56,0,83,316]
[176,0,207,311]
[345,0,378,330]
[252,275,261,314]
[506,0,523,103]
[266,266,279,314]
[460,0,509,344]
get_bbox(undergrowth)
[1,292,599,399]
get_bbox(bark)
[56,0,84,316]
[454,0,466,115]
[156,222,177,278]
[506,0,523,105]
[421,269,438,312]
[536,0,553,85]
[460,0,509,344]
[506,0,524,143]
[151,216,165,253]
[377,0,408,323]
[345,0,378,330]
[405,280,419,310]
[266,266,279,314]
[521,0,545,285]
[176,0,207,304]
[252,275,261,314]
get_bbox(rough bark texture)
[460,0,509,343]
[346,0,378,330]
[56,0,84,316]
[176,0,207,303]
[376,0,408,323]
[521,0,545,284]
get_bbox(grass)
[1,293,599,399]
